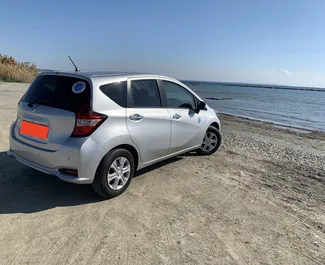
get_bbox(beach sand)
[0,82,324,264]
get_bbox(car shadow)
[0,151,186,214]
[180,151,201,157]
[135,156,183,178]
[0,152,104,214]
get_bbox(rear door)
[160,80,204,154]
[15,74,91,151]
[126,78,171,163]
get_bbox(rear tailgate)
[14,74,91,151]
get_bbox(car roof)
[37,70,203,101]
[38,70,172,80]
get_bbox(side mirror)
[195,100,206,113]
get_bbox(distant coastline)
[223,83,325,92]
[183,80,325,92]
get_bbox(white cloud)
[279,69,291,74]
[270,69,292,74]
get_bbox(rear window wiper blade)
[27,100,51,108]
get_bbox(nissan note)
[8,72,221,198]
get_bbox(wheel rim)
[201,131,218,152]
[107,157,131,190]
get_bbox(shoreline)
[218,112,325,137]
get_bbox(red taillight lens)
[71,104,107,137]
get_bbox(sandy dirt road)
[0,82,324,265]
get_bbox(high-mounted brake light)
[71,104,107,137]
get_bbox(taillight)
[71,104,107,137]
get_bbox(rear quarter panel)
[89,77,141,165]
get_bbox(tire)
[196,126,222,155]
[92,148,135,199]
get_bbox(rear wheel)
[92,148,135,199]
[197,126,221,155]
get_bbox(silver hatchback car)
[8,72,221,198]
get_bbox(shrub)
[0,54,38,83]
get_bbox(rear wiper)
[27,100,51,108]
[27,101,39,108]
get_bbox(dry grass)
[0,54,37,83]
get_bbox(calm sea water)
[184,82,325,132]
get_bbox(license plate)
[20,120,49,139]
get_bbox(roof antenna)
[68,56,80,72]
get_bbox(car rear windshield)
[22,75,91,112]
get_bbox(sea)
[183,81,325,132]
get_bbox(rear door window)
[130,79,162,108]
[22,75,91,112]
[100,81,127,107]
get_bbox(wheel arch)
[95,143,140,177]
[209,121,220,130]
[112,144,139,170]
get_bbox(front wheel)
[197,126,221,155]
[92,148,135,199]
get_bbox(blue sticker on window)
[72,81,86,94]
[198,117,201,124]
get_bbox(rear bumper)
[7,149,90,183]
[8,122,106,184]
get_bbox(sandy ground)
[0,82,324,265]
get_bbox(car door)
[161,80,205,155]
[126,78,171,163]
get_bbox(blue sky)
[2,0,325,86]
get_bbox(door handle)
[173,113,182,119]
[130,114,144,121]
